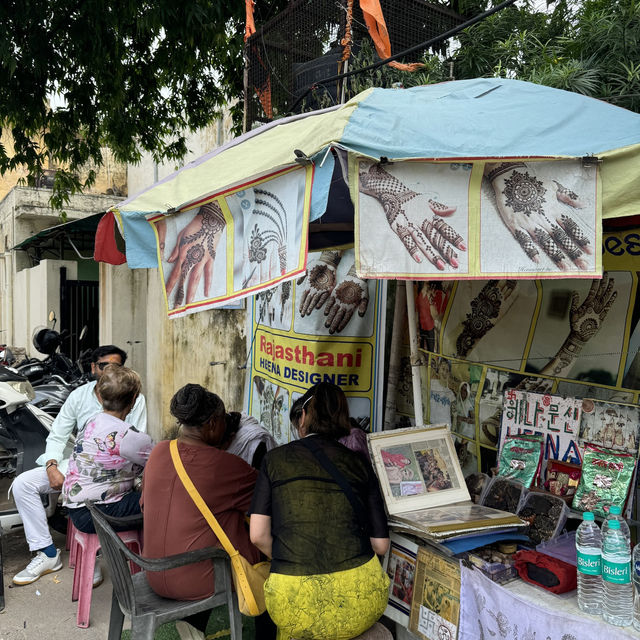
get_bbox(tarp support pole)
[405,280,425,427]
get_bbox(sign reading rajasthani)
[245,246,386,444]
[354,157,601,280]
[500,390,583,467]
[148,164,313,318]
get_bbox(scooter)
[0,365,64,533]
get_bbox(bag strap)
[299,436,369,534]
[169,439,237,558]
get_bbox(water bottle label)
[635,560,640,577]
[602,557,631,584]
[576,548,601,575]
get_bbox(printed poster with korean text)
[245,246,386,444]
[499,390,583,470]
[148,164,313,318]
[354,157,601,280]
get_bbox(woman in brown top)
[141,384,275,639]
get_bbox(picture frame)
[368,425,470,516]
[382,533,419,627]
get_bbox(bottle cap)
[609,519,621,530]
[609,505,622,516]
[583,511,595,521]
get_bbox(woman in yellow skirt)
[250,382,390,640]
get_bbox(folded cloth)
[513,550,577,594]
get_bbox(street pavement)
[1,527,117,639]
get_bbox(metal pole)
[405,280,425,427]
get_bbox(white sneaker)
[93,562,103,588]
[13,549,63,585]
[175,621,206,640]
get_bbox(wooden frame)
[369,426,470,516]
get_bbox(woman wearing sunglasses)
[250,381,390,640]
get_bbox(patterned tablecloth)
[459,565,640,640]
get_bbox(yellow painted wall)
[0,130,127,203]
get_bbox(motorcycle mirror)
[79,326,88,342]
[48,310,57,328]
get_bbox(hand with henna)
[359,163,466,270]
[541,274,617,377]
[165,202,226,308]
[297,250,342,317]
[486,162,592,270]
[323,263,370,334]
[156,219,167,260]
[455,280,517,357]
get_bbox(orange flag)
[359,0,425,71]
[245,0,256,41]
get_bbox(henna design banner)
[244,246,387,445]
[354,157,601,280]
[149,165,313,318]
[387,227,640,480]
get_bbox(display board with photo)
[382,228,640,477]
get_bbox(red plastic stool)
[71,527,142,628]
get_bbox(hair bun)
[170,383,221,426]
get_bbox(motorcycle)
[0,365,64,533]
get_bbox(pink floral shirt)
[62,412,153,507]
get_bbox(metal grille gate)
[59,267,99,362]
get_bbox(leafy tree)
[453,0,640,112]
[0,0,286,208]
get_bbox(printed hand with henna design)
[164,202,226,308]
[541,274,617,377]
[454,280,517,357]
[486,162,592,270]
[323,263,370,334]
[359,163,466,270]
[156,219,167,260]
[297,250,342,317]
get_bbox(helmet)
[32,328,61,355]
[17,361,46,384]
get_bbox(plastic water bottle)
[632,543,640,631]
[576,511,603,614]
[602,505,630,542]
[602,519,633,626]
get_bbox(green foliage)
[0,0,286,209]
[3,0,640,212]
[452,0,640,112]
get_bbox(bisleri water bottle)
[602,519,633,626]
[576,511,603,615]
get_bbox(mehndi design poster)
[354,157,601,280]
[386,227,640,476]
[149,164,313,318]
[244,246,387,445]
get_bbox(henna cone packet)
[572,444,636,517]
[497,434,544,488]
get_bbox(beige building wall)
[101,114,245,442]
[0,130,127,204]
[13,260,78,353]
[0,188,116,353]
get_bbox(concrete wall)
[13,260,78,356]
[102,113,246,442]
[100,262,247,442]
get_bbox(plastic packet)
[497,433,543,488]
[572,444,635,517]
